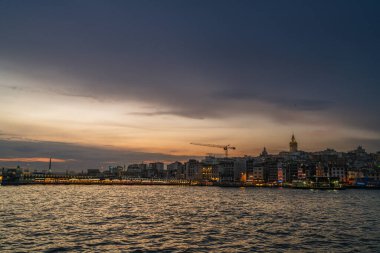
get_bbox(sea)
[1,185,379,252]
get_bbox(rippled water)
[1,186,379,252]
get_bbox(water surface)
[1,186,379,252]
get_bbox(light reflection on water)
[1,186,379,252]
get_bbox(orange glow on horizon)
[0,157,66,163]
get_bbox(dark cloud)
[0,139,199,171]
[213,90,334,111]
[0,1,380,132]
[129,110,206,120]
[271,98,334,111]
[212,90,260,101]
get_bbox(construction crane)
[190,143,236,158]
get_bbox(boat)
[291,177,345,190]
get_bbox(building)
[167,161,185,179]
[233,158,248,182]
[260,147,268,157]
[108,166,124,178]
[315,162,325,177]
[347,169,362,185]
[246,159,264,183]
[289,134,298,153]
[126,164,147,178]
[283,162,299,182]
[265,159,280,183]
[328,166,347,182]
[218,159,235,182]
[147,162,164,178]
[87,169,102,177]
[200,164,219,181]
[185,159,202,180]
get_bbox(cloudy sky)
[1,0,379,170]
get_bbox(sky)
[1,0,380,170]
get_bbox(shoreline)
[2,180,379,189]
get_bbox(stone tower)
[289,134,298,153]
[260,147,268,157]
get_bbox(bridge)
[1,171,193,186]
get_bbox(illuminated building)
[246,158,265,184]
[277,167,283,183]
[233,158,247,182]
[328,166,347,182]
[201,165,212,180]
[297,167,306,179]
[316,162,325,177]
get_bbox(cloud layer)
[0,139,199,171]
[0,0,379,162]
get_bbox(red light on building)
[278,168,283,183]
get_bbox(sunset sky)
[1,1,379,169]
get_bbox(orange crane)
[190,143,236,158]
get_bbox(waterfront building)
[107,166,124,178]
[346,167,380,187]
[303,163,317,178]
[246,158,265,184]
[87,169,102,177]
[126,164,144,178]
[264,159,280,183]
[148,162,164,178]
[252,166,264,183]
[297,167,306,179]
[233,158,248,182]
[246,159,254,183]
[218,159,235,182]
[200,164,219,181]
[328,166,347,182]
[347,170,362,185]
[360,168,380,181]
[316,162,325,177]
[283,162,299,182]
[185,159,202,180]
[277,165,284,183]
[167,161,185,179]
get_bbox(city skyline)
[1,1,380,168]
[0,134,378,171]
[2,2,380,252]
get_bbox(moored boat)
[291,177,345,190]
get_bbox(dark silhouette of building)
[289,134,298,153]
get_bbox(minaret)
[289,134,298,153]
[48,157,52,174]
